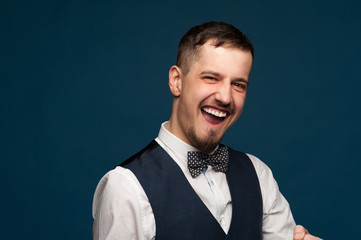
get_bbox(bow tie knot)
[187,146,229,178]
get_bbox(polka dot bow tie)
[187,146,229,178]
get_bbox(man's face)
[169,43,253,153]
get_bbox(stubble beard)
[187,126,222,154]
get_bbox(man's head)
[167,22,254,153]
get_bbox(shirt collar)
[157,121,219,162]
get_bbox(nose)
[215,82,232,106]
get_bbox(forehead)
[189,43,253,77]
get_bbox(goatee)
[187,127,221,154]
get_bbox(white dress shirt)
[93,122,296,240]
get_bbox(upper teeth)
[203,108,227,117]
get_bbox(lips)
[201,107,228,125]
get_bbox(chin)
[190,128,225,153]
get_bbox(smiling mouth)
[201,107,228,125]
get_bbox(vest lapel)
[225,147,263,239]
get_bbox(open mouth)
[201,107,228,125]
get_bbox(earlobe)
[169,65,182,97]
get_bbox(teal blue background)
[1,0,360,239]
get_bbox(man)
[93,22,321,240]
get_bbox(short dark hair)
[177,21,254,74]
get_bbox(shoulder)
[92,166,156,239]
[244,153,277,192]
[226,146,271,175]
[244,153,278,199]
[121,140,160,168]
[245,153,273,179]
[92,166,145,219]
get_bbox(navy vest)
[121,140,263,239]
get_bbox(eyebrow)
[200,71,249,86]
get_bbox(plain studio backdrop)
[1,0,360,239]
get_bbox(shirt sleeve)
[247,154,296,240]
[92,166,156,240]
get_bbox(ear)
[168,65,182,97]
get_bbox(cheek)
[233,97,246,114]
[184,89,207,107]
[236,100,245,110]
